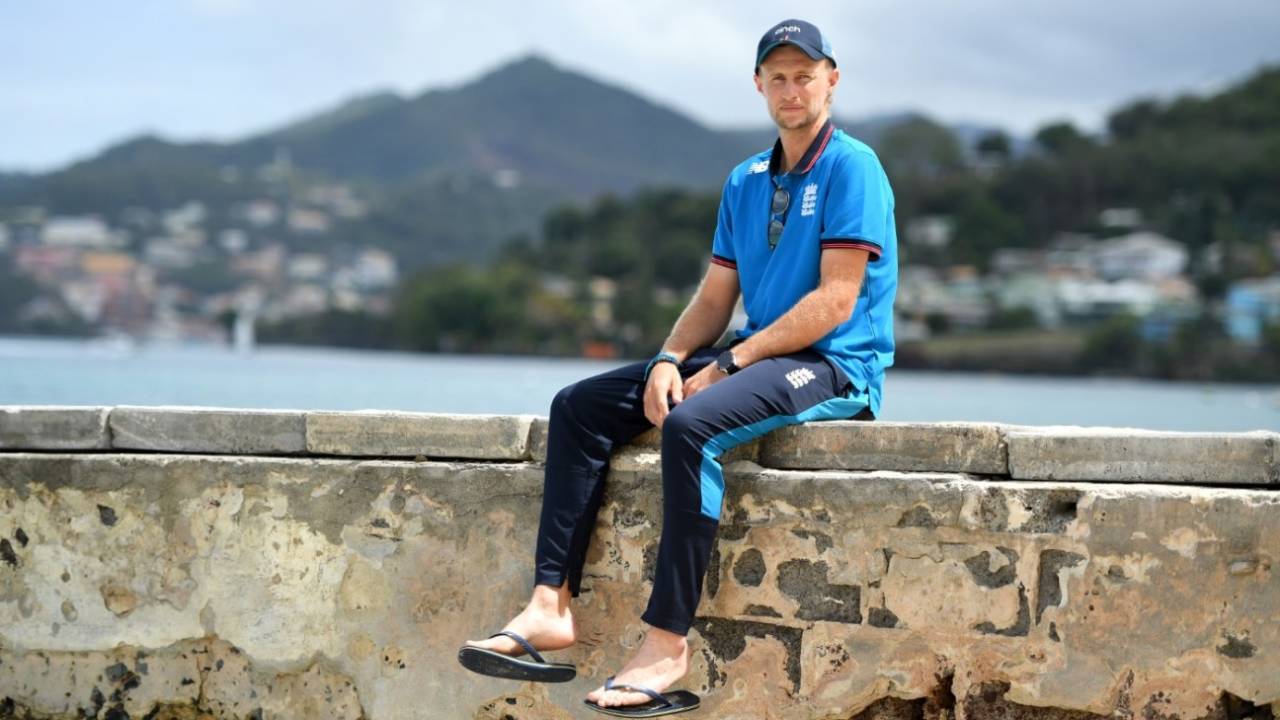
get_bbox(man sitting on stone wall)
[460,18,898,717]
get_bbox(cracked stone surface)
[1,412,1278,719]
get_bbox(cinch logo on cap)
[756,18,836,70]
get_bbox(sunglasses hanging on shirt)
[768,181,789,250]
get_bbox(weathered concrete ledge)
[0,406,111,451]
[110,406,308,456]
[0,406,1278,720]
[2,406,1277,485]
[1007,427,1279,486]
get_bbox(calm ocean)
[0,335,1275,432]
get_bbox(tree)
[1033,122,1094,156]
[1078,314,1143,373]
[951,190,1026,271]
[975,131,1012,161]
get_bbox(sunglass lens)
[771,188,789,214]
[768,219,784,248]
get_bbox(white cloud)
[1,0,1277,169]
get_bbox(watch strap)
[716,349,740,375]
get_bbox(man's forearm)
[731,283,856,368]
[661,293,735,362]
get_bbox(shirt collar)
[768,118,835,177]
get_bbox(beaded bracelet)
[643,351,681,381]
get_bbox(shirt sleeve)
[710,175,737,270]
[819,151,892,261]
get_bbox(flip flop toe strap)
[604,675,671,707]
[490,630,547,665]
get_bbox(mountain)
[224,55,753,195]
[0,53,1018,271]
[725,111,1022,159]
[263,90,407,143]
[47,56,747,196]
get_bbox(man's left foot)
[586,626,690,709]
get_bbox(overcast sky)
[3,0,1277,172]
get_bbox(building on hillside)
[991,248,1047,276]
[1226,275,1280,344]
[13,245,80,284]
[144,238,198,269]
[331,287,364,313]
[80,251,136,278]
[60,280,108,323]
[305,184,367,219]
[1092,231,1188,281]
[1137,278,1201,342]
[904,216,953,248]
[1098,207,1142,230]
[938,266,992,329]
[287,207,331,234]
[41,216,125,249]
[287,253,329,282]
[279,284,329,318]
[119,207,157,231]
[1044,234,1097,277]
[231,243,287,283]
[895,267,942,314]
[62,252,149,330]
[241,200,280,228]
[352,248,398,290]
[895,266,992,331]
[218,229,249,254]
[163,202,206,236]
[1054,278,1161,320]
[1154,276,1198,305]
[994,273,1060,327]
[588,276,617,331]
[539,275,574,300]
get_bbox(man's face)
[754,45,839,132]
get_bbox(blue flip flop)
[583,675,701,717]
[457,630,577,683]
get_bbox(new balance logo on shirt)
[785,368,817,389]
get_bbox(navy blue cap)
[755,19,836,70]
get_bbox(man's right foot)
[464,603,576,657]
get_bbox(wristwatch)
[715,349,740,375]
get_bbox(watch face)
[717,351,736,374]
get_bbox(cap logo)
[774,25,801,34]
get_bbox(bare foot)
[586,627,689,709]
[464,584,576,657]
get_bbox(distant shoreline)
[3,331,1277,389]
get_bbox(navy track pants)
[533,343,872,635]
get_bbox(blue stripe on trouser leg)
[641,350,870,635]
[696,392,871,519]
[534,347,721,596]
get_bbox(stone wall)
[1,405,1277,720]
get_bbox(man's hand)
[682,363,727,401]
[644,362,684,428]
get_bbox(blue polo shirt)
[710,119,897,417]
